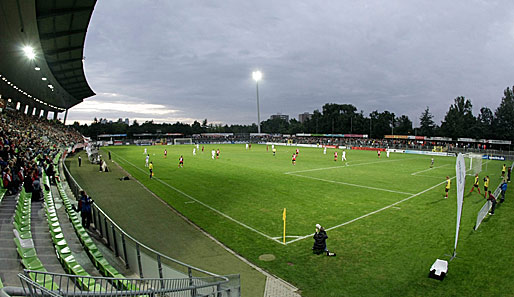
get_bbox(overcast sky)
[69,0,514,127]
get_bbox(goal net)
[468,153,483,175]
[173,138,193,145]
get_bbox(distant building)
[298,112,312,123]
[270,113,289,121]
[100,118,107,124]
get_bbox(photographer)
[75,190,94,229]
[312,224,336,256]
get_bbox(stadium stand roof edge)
[0,0,96,113]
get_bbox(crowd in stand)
[1,109,83,197]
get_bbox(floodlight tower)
[252,70,262,133]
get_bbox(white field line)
[112,152,285,245]
[272,236,303,239]
[284,158,406,175]
[411,164,449,176]
[285,176,457,245]
[287,173,415,196]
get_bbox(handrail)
[20,270,233,297]
[60,150,231,282]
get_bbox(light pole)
[252,71,262,133]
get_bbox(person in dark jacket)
[313,224,336,256]
[76,190,93,229]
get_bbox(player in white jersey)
[386,150,390,158]
[145,154,149,167]
[196,143,199,149]
[272,144,275,150]
[211,149,215,159]
[246,143,249,150]
[342,150,347,162]
[193,148,196,155]
[144,148,147,155]
[323,147,327,155]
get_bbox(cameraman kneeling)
[312,224,336,256]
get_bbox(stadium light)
[23,46,36,60]
[252,70,262,133]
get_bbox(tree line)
[73,85,514,141]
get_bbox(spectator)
[500,181,507,203]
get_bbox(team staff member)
[483,176,490,198]
[469,174,481,194]
[487,191,497,215]
[502,164,506,178]
[445,176,451,199]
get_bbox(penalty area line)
[284,177,455,245]
[111,152,285,245]
[288,173,415,196]
[284,158,405,175]
[411,164,449,176]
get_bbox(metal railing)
[60,152,240,297]
[18,270,238,297]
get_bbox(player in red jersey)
[164,149,167,158]
[292,154,297,165]
[296,148,299,155]
[377,150,381,158]
[216,149,220,159]
[178,155,184,168]
[334,151,338,161]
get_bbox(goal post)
[173,138,193,145]
[468,153,483,175]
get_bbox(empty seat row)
[53,154,136,290]
[42,176,102,291]
[12,189,59,290]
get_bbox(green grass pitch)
[104,144,513,297]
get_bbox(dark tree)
[494,86,514,141]
[440,96,476,138]
[419,107,436,137]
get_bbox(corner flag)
[282,208,286,244]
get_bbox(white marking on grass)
[287,173,415,196]
[411,164,449,176]
[272,236,303,240]
[112,153,285,245]
[285,174,463,245]
[185,201,195,204]
[284,158,405,175]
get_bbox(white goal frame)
[173,138,193,145]
[468,153,483,175]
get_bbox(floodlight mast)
[252,71,262,134]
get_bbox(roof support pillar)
[63,108,68,124]
[53,110,58,121]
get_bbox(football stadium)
[1,1,514,297]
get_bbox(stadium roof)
[0,0,96,111]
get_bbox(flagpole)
[283,208,286,244]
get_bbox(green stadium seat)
[22,257,44,270]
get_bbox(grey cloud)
[72,0,514,126]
